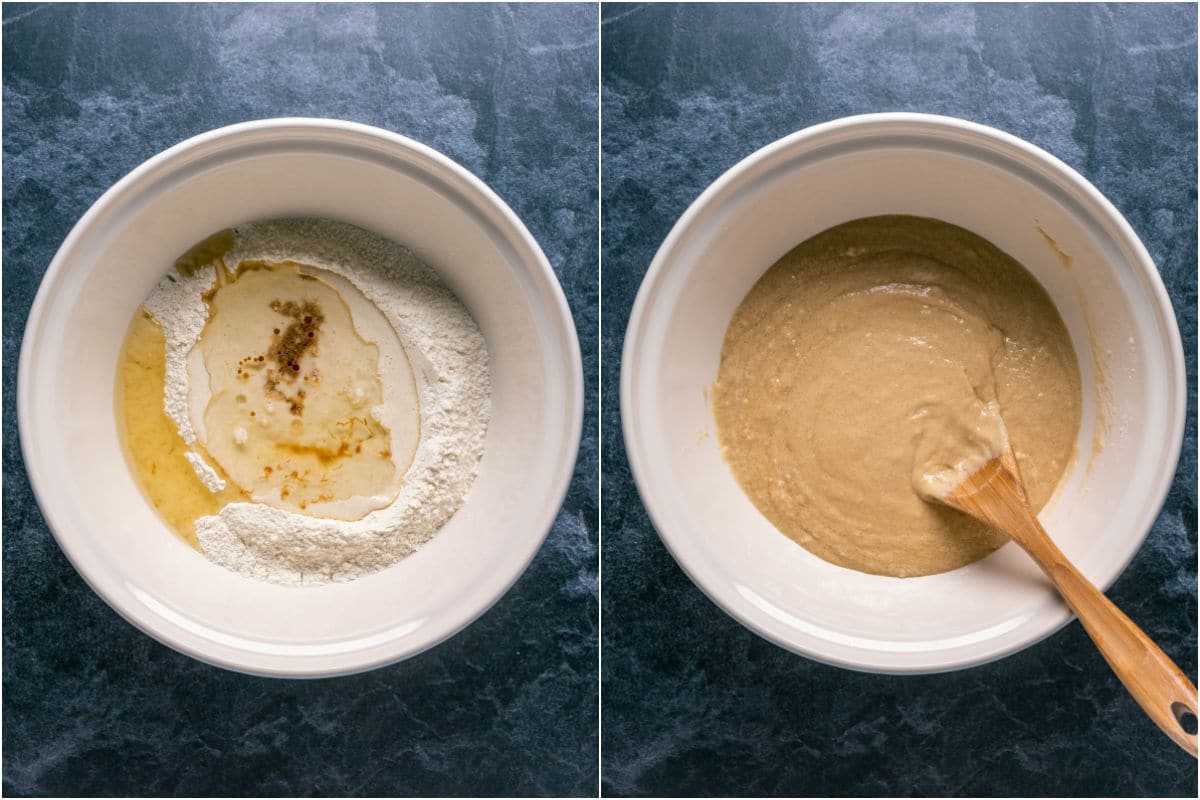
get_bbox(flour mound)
[147,218,490,586]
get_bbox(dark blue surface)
[3,3,597,796]
[601,3,1197,797]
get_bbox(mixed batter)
[713,216,1081,577]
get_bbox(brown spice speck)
[259,298,325,416]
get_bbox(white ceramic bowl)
[19,118,582,677]
[622,113,1185,674]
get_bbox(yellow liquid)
[115,309,245,548]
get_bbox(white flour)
[143,218,490,585]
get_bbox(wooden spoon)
[930,440,1198,757]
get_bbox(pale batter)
[713,216,1081,577]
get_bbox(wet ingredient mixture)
[196,260,418,519]
[713,216,1082,577]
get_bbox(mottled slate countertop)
[3,3,597,796]
[601,3,1197,797]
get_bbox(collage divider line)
[595,2,603,795]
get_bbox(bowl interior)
[624,117,1182,672]
[20,122,580,676]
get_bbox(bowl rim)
[620,111,1186,675]
[17,117,584,678]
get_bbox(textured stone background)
[3,3,597,796]
[601,3,1197,797]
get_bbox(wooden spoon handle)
[1014,517,1198,757]
[944,459,1195,753]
